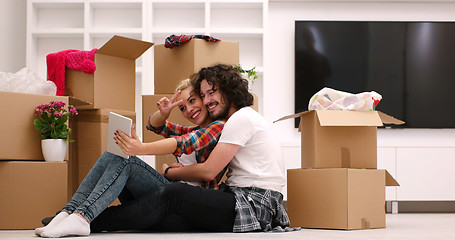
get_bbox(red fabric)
[66,48,97,74]
[46,49,98,96]
[46,49,78,96]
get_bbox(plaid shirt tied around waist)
[227,186,291,232]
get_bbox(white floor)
[1,214,454,240]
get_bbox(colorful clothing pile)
[165,34,220,49]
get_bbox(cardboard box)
[70,108,135,193]
[154,39,239,94]
[0,161,69,229]
[275,110,404,169]
[0,91,69,161]
[65,35,153,111]
[287,168,399,230]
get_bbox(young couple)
[35,64,290,238]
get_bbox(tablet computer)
[107,112,132,159]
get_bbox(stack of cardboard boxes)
[68,36,152,193]
[143,39,239,168]
[277,110,403,230]
[0,91,69,229]
[0,36,152,230]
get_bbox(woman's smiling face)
[176,86,211,127]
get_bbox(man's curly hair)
[190,64,254,111]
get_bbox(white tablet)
[107,112,132,159]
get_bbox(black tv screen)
[295,21,455,128]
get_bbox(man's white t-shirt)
[177,152,201,187]
[219,107,286,193]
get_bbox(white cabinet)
[377,147,397,201]
[376,129,455,202]
[396,148,455,201]
[378,144,455,203]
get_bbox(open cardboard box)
[154,39,239,94]
[275,110,404,169]
[287,168,399,230]
[0,161,68,229]
[0,91,69,161]
[66,35,153,111]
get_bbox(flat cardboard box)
[287,168,399,230]
[0,161,68,229]
[275,110,404,169]
[154,39,239,94]
[65,35,153,111]
[70,108,135,193]
[0,91,69,160]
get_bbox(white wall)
[0,0,26,73]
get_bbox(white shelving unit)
[27,0,267,167]
[26,0,267,111]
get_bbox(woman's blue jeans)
[62,151,169,222]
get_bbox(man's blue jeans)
[62,151,169,222]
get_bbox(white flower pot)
[41,139,67,162]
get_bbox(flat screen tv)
[295,21,455,128]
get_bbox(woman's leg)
[35,151,116,236]
[72,154,170,222]
[40,152,169,238]
[62,152,116,214]
[90,183,236,232]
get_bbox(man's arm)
[165,142,239,182]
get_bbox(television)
[295,21,455,128]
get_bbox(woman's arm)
[165,142,240,182]
[172,120,224,157]
[116,120,224,160]
[147,91,183,130]
[115,126,178,156]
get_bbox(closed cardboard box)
[287,168,399,230]
[70,108,135,193]
[0,161,68,229]
[66,35,153,111]
[275,110,403,169]
[154,39,239,94]
[0,91,69,161]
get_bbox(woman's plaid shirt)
[146,119,227,190]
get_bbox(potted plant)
[235,64,258,88]
[33,101,78,161]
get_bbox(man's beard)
[211,99,231,120]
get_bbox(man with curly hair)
[86,64,291,234]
